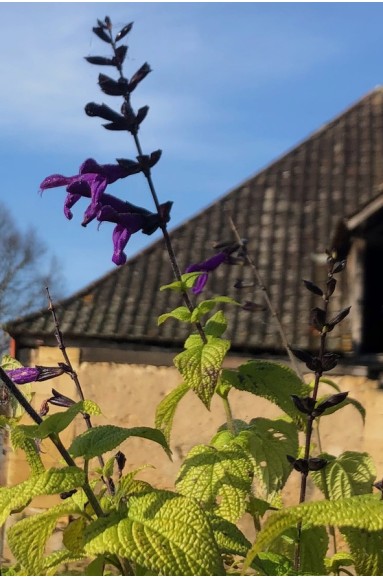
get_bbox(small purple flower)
[97,204,165,265]
[186,252,228,294]
[6,365,66,385]
[40,159,137,224]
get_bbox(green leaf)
[325,551,354,574]
[223,360,310,427]
[176,443,253,523]
[244,494,383,571]
[19,400,101,439]
[342,527,383,575]
[190,296,239,323]
[84,490,224,575]
[251,552,295,576]
[158,306,192,326]
[160,272,202,292]
[10,426,45,475]
[234,418,299,500]
[39,549,87,575]
[204,310,228,338]
[7,502,82,574]
[207,512,251,557]
[299,526,329,575]
[1,355,23,371]
[155,382,190,443]
[63,516,87,552]
[84,556,106,576]
[311,451,376,500]
[1,356,34,419]
[0,467,85,526]
[247,496,277,518]
[174,335,230,408]
[69,425,171,460]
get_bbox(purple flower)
[186,252,228,294]
[40,159,138,224]
[97,203,167,265]
[6,365,66,385]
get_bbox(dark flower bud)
[374,480,383,492]
[98,74,129,97]
[39,399,50,417]
[85,55,115,66]
[60,489,77,500]
[137,150,162,172]
[303,279,323,297]
[115,451,126,475]
[310,307,326,332]
[332,259,347,274]
[241,301,266,312]
[113,45,128,66]
[291,395,316,415]
[313,391,348,417]
[115,22,133,43]
[327,278,337,297]
[128,62,152,92]
[327,306,351,331]
[104,16,112,29]
[97,19,107,29]
[47,388,76,409]
[308,457,327,471]
[233,279,255,289]
[292,349,322,372]
[287,455,309,475]
[85,102,125,123]
[121,101,136,122]
[92,26,112,44]
[115,158,141,174]
[321,352,339,371]
[136,106,149,126]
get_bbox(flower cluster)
[40,159,172,265]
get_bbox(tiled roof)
[6,88,383,354]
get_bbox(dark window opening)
[362,220,383,353]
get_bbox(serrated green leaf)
[342,527,383,575]
[176,443,253,522]
[160,272,202,292]
[174,335,230,408]
[155,382,190,443]
[204,310,228,337]
[19,400,101,439]
[69,425,171,460]
[190,296,239,323]
[207,512,251,557]
[251,551,295,576]
[0,467,85,526]
[102,456,116,480]
[247,496,277,518]
[234,418,298,500]
[1,356,33,419]
[115,466,154,504]
[63,516,87,552]
[311,451,376,500]
[84,490,224,575]
[224,360,310,427]
[299,526,329,575]
[324,551,354,574]
[7,502,82,574]
[84,556,106,576]
[39,549,87,575]
[10,426,44,475]
[1,355,23,371]
[244,494,383,571]
[158,306,192,326]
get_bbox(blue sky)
[2,2,383,298]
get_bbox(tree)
[0,201,65,355]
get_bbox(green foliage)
[18,400,101,439]
[69,425,171,459]
[342,527,383,575]
[244,494,383,571]
[7,503,83,575]
[10,427,45,475]
[324,551,354,574]
[83,490,225,575]
[155,381,190,443]
[222,360,310,426]
[232,418,299,500]
[0,467,85,526]
[160,272,203,292]
[176,442,253,523]
[1,355,33,418]
[206,512,251,557]
[190,296,239,323]
[158,306,192,325]
[174,333,230,409]
[311,451,376,500]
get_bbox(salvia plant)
[0,16,382,576]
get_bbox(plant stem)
[0,366,104,518]
[228,216,303,380]
[221,396,235,434]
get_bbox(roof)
[6,88,383,355]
